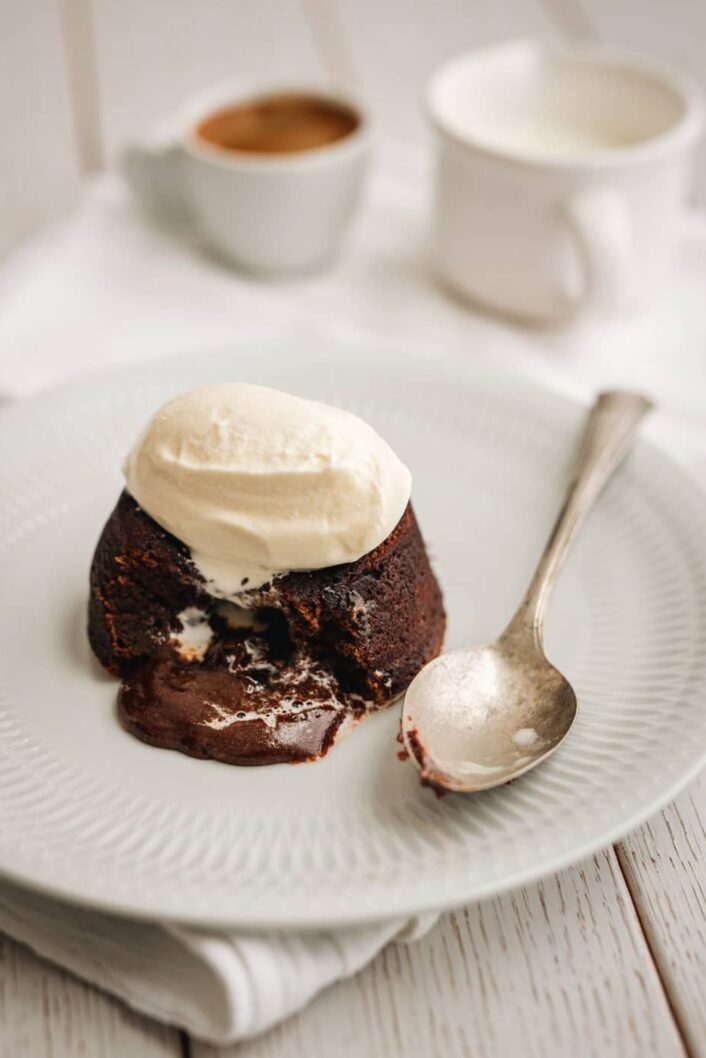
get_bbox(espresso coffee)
[196,93,359,155]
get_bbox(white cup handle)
[121,124,190,222]
[565,188,633,313]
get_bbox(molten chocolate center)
[118,610,364,766]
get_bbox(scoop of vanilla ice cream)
[122,383,412,594]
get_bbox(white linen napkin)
[0,140,704,1044]
[0,876,433,1042]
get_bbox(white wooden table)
[1,2,705,1055]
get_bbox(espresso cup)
[427,41,703,323]
[123,83,371,274]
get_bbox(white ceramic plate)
[1,342,705,929]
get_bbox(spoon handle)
[505,390,654,647]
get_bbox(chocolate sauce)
[118,619,362,766]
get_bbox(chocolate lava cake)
[88,381,444,766]
[89,492,445,765]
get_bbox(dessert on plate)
[88,382,445,765]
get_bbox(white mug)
[123,83,371,275]
[427,41,704,323]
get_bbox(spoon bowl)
[402,640,577,792]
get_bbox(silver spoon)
[402,390,653,793]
